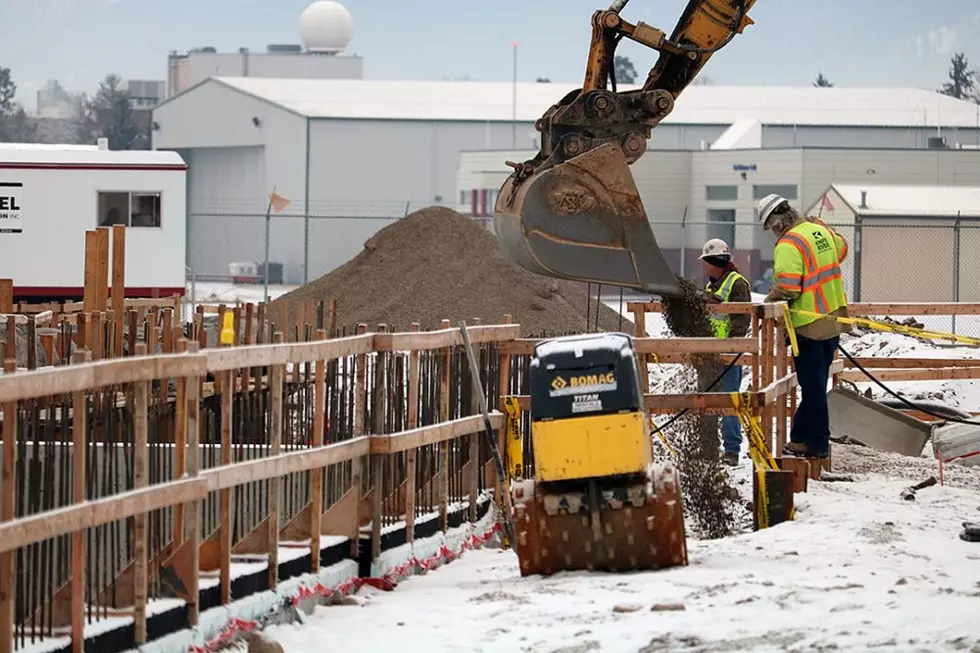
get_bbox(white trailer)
[0,142,187,301]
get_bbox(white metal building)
[151,77,980,285]
[804,184,980,303]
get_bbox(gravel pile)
[272,206,628,334]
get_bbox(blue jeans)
[718,365,744,454]
[790,335,839,455]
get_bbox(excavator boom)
[494,0,757,297]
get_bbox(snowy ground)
[257,445,980,653]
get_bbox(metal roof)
[208,77,980,128]
[827,184,980,217]
[0,145,185,167]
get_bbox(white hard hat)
[757,193,790,225]
[699,238,731,260]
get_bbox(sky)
[3,0,980,108]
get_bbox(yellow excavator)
[494,0,757,298]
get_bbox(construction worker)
[757,193,850,459]
[699,238,751,466]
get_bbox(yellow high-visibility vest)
[774,222,847,329]
[705,270,748,339]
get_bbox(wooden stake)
[83,231,98,313]
[184,342,201,626]
[219,361,233,605]
[70,352,88,653]
[268,332,284,591]
[111,225,126,357]
[132,343,149,644]
[438,319,451,532]
[405,323,420,543]
[0,359,17,653]
[310,329,326,572]
[0,280,11,314]
[96,227,110,312]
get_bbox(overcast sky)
[3,0,979,106]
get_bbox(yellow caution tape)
[790,309,980,348]
[730,392,796,524]
[781,304,800,357]
[502,397,524,482]
[649,417,678,457]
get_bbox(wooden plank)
[498,336,757,357]
[0,352,209,403]
[838,367,980,383]
[201,437,372,492]
[376,324,521,352]
[96,227,110,311]
[205,333,375,371]
[848,302,980,316]
[371,415,501,455]
[111,225,126,357]
[844,357,980,369]
[132,345,149,645]
[0,477,209,555]
[0,360,16,653]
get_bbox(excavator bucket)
[494,143,681,298]
[511,463,688,577]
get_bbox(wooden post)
[438,319,451,532]
[775,315,788,452]
[173,340,188,545]
[184,342,202,626]
[268,332,284,591]
[218,366,233,605]
[351,324,367,559]
[405,323,420,543]
[132,343,149,645]
[310,328,327,573]
[96,227,110,312]
[468,337,480,524]
[0,359,16,653]
[83,230,98,313]
[370,325,386,562]
[111,225,126,357]
[496,314,512,511]
[0,280,11,314]
[761,311,775,449]
[70,352,88,653]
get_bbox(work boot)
[721,451,739,467]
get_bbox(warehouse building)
[803,184,980,303]
[152,76,980,285]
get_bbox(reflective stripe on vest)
[705,270,747,339]
[775,223,847,328]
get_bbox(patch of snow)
[258,448,980,653]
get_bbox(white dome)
[299,1,354,53]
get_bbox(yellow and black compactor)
[511,332,688,577]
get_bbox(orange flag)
[269,191,290,213]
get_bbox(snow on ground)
[257,445,980,653]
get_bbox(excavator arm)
[493,0,757,297]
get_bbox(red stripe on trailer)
[13,286,186,298]
[0,164,187,171]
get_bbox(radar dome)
[299,1,354,54]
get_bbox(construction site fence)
[0,294,816,653]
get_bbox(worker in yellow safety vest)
[757,193,851,459]
[700,238,751,467]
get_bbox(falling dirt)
[659,275,742,540]
[271,206,627,334]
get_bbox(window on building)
[459,190,468,206]
[705,185,738,201]
[752,184,798,201]
[706,209,736,247]
[98,191,162,228]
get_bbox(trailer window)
[97,191,161,228]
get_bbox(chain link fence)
[183,211,980,336]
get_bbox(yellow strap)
[649,417,678,457]
[781,304,800,357]
[790,308,980,348]
[755,468,769,529]
[730,392,796,524]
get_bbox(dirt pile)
[660,275,743,539]
[272,206,627,334]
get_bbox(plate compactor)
[511,332,688,576]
